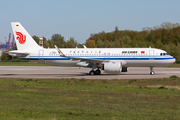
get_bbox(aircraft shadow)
[0,73,162,78]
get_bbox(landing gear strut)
[89,69,101,75]
[150,67,155,75]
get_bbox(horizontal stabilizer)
[8,50,29,56]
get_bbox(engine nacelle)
[102,62,122,73]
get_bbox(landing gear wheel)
[89,70,95,75]
[150,71,155,75]
[95,69,101,75]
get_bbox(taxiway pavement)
[0,66,179,79]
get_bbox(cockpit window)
[160,53,168,56]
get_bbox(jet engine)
[102,61,122,73]
[102,62,128,73]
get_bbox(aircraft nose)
[172,57,176,63]
[170,57,176,64]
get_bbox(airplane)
[9,22,176,75]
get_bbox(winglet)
[83,45,87,49]
[54,45,66,57]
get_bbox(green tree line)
[85,22,180,62]
[32,34,80,48]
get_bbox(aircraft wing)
[71,57,108,63]
[54,45,109,63]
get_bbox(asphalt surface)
[0,66,179,79]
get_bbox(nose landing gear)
[150,67,155,75]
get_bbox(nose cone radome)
[172,57,176,63]
[169,57,176,64]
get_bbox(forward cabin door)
[149,50,154,60]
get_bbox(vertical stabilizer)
[11,22,41,50]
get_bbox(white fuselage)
[17,47,175,67]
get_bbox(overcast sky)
[1,0,180,44]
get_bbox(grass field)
[0,77,180,120]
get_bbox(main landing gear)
[150,67,155,75]
[89,69,101,75]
